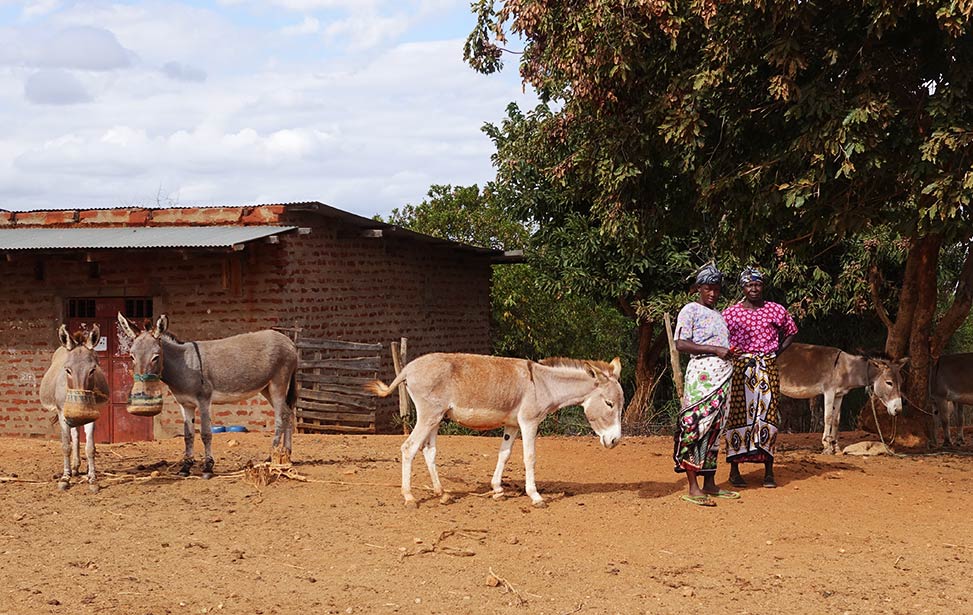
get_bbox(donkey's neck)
[842,354,871,388]
[159,336,203,392]
[534,364,598,410]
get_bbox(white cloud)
[23,69,91,105]
[161,61,206,82]
[280,16,320,36]
[0,2,538,217]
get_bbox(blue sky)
[0,0,538,218]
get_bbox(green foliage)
[469,0,973,255]
[385,184,528,250]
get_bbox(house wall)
[0,206,492,439]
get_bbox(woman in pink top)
[722,267,798,488]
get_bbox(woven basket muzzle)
[63,388,108,427]
[127,373,164,417]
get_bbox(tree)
[467,0,973,442]
[383,183,635,382]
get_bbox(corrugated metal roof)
[0,226,297,250]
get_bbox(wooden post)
[391,337,410,434]
[663,313,684,401]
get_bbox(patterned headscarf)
[739,266,765,286]
[694,263,724,286]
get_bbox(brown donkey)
[778,343,906,454]
[117,314,298,478]
[39,324,110,492]
[366,353,624,508]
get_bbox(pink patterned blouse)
[722,301,798,355]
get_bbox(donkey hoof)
[491,492,505,501]
[439,494,453,505]
[88,483,100,494]
[57,480,70,491]
[531,499,548,509]
[403,498,418,509]
[202,472,214,480]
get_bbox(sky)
[0,0,539,218]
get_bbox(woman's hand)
[715,346,735,360]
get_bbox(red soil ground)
[1,430,971,615]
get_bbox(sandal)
[705,489,740,499]
[729,475,747,487]
[762,478,777,488]
[680,495,716,507]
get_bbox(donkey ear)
[896,357,910,368]
[85,324,101,350]
[117,312,138,339]
[609,357,622,379]
[582,361,600,380]
[58,324,74,350]
[583,361,607,383]
[151,314,169,339]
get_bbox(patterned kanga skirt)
[724,353,780,464]
[673,356,732,474]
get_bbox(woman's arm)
[676,339,734,360]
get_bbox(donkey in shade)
[366,353,624,508]
[40,324,110,492]
[777,343,907,454]
[117,313,298,478]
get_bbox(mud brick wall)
[0,205,492,439]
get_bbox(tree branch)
[931,244,973,358]
[868,261,894,332]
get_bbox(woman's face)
[743,280,764,302]
[698,283,721,307]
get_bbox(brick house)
[0,202,505,441]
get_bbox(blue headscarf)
[694,263,724,286]
[739,266,765,286]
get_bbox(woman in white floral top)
[673,264,740,506]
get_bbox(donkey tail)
[286,369,298,409]
[364,370,407,398]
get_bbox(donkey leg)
[958,404,966,446]
[830,394,845,454]
[519,421,545,507]
[178,404,196,476]
[400,413,439,508]
[943,401,956,448]
[265,386,293,463]
[83,421,99,493]
[821,391,837,454]
[198,401,215,479]
[70,425,81,476]
[491,426,520,500]
[420,430,446,501]
[57,416,73,490]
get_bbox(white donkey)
[39,324,109,493]
[366,353,624,508]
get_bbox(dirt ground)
[1,430,971,615]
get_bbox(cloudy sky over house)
[0,0,538,218]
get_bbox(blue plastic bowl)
[211,425,227,433]
[226,425,248,433]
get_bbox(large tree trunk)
[872,234,943,446]
[623,317,667,431]
[903,234,941,443]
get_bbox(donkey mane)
[159,331,185,344]
[539,357,612,373]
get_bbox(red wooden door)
[67,297,154,443]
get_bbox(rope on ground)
[869,392,973,457]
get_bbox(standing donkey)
[40,324,109,492]
[777,343,907,454]
[117,313,298,478]
[366,353,624,508]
